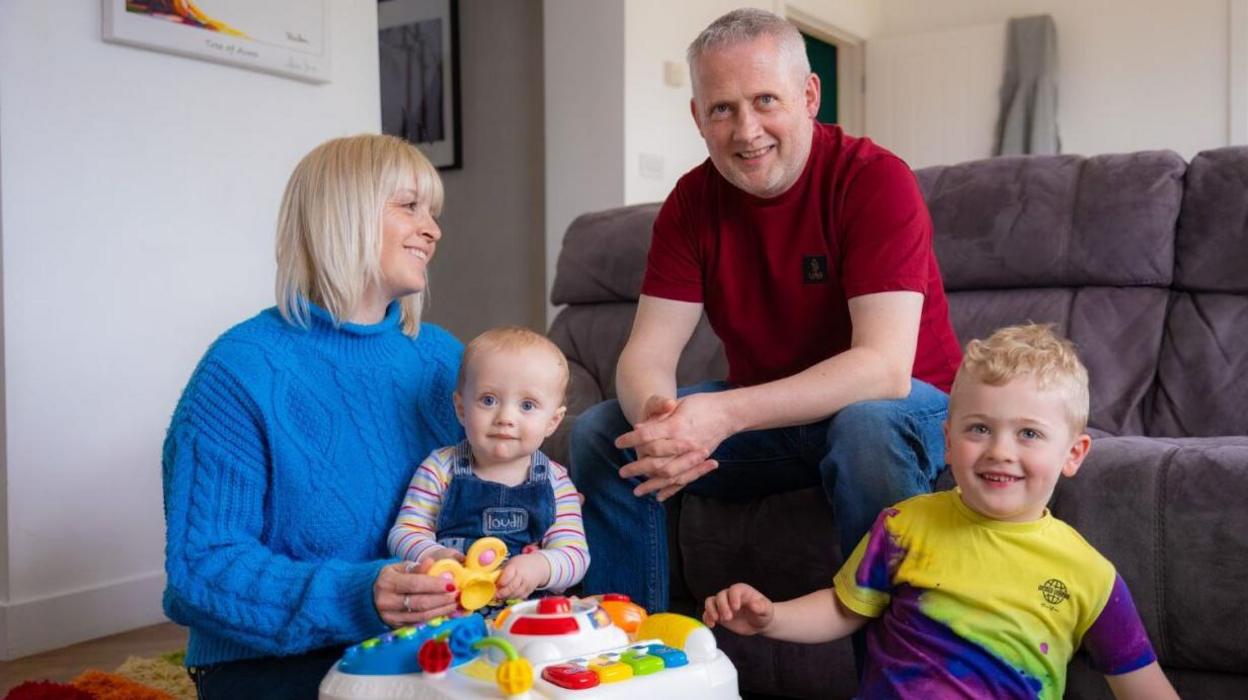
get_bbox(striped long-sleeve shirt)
[387,445,589,591]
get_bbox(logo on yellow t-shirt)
[1038,578,1070,610]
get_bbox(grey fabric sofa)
[543,147,1248,699]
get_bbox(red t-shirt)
[641,123,961,392]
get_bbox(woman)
[163,135,464,699]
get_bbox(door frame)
[786,6,865,136]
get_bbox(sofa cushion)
[916,151,1184,290]
[1175,147,1248,293]
[1051,436,1248,674]
[947,287,1168,436]
[1151,294,1248,437]
[679,488,855,697]
[550,204,660,305]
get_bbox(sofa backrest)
[916,150,1184,437]
[548,148,1248,442]
[1157,148,1248,437]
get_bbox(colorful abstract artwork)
[101,0,330,83]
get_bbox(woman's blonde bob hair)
[275,134,443,336]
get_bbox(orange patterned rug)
[4,651,193,700]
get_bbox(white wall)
[622,0,769,205]
[426,0,546,340]
[866,22,1007,169]
[543,0,627,323]
[872,0,1232,161]
[785,0,883,40]
[0,0,381,659]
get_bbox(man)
[570,8,962,614]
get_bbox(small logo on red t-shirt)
[803,255,829,284]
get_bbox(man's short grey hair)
[686,8,810,84]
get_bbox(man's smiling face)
[690,35,819,199]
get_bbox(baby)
[388,326,588,601]
[703,324,1177,699]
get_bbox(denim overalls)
[435,440,555,557]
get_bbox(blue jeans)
[189,645,345,699]
[569,379,949,613]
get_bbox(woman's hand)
[494,553,551,601]
[373,559,459,628]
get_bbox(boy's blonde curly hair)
[951,323,1090,433]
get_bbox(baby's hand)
[424,547,465,563]
[703,583,773,636]
[494,553,550,601]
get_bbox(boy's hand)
[703,583,774,636]
[494,553,550,601]
[423,546,465,563]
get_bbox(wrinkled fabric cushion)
[1052,436,1248,674]
[947,287,1167,435]
[550,204,659,305]
[679,488,854,698]
[1175,147,1248,292]
[917,151,1184,290]
[1151,294,1248,437]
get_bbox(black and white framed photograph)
[378,0,462,169]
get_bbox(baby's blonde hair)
[951,323,1090,433]
[456,326,570,403]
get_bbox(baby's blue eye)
[480,395,497,407]
[520,399,537,412]
[1020,428,1043,440]
[970,424,990,434]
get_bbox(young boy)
[388,326,589,601]
[703,324,1177,699]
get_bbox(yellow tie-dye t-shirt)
[833,490,1155,699]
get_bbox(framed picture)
[101,0,330,84]
[378,0,462,170]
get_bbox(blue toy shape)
[336,614,488,676]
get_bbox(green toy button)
[620,651,664,675]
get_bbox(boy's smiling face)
[945,374,1091,522]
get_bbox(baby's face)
[945,374,1089,522]
[455,345,567,472]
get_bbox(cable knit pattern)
[162,301,464,667]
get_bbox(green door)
[802,32,837,125]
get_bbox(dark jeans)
[570,379,949,613]
[189,645,346,700]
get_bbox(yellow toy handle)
[473,637,534,699]
[426,537,508,612]
[637,613,719,663]
[465,538,508,574]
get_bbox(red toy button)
[537,596,572,614]
[601,593,631,602]
[542,663,600,690]
[511,615,580,635]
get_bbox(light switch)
[663,60,685,88]
[639,153,664,180]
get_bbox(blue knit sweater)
[162,301,464,667]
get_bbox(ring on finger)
[403,594,412,613]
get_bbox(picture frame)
[101,0,331,84]
[378,0,463,170]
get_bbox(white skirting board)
[1,570,169,660]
